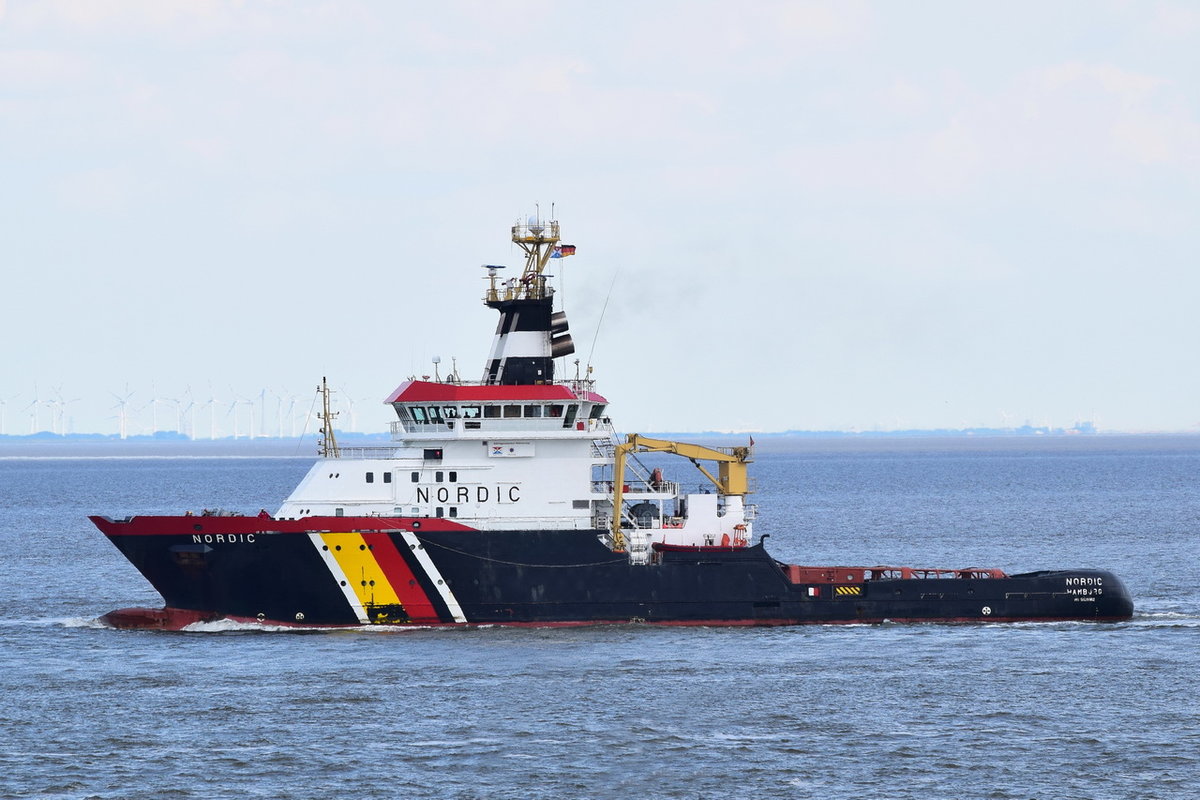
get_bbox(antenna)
[586,270,620,372]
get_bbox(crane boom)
[609,434,753,551]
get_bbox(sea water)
[0,437,1197,799]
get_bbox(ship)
[91,215,1133,629]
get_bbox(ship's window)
[366,472,374,483]
[449,507,458,518]
[411,406,428,423]
[423,448,443,460]
[462,406,481,419]
[523,404,543,418]
[483,406,501,418]
[466,420,481,430]
[435,471,444,482]
[548,404,564,417]
[573,500,590,509]
[411,507,419,515]
[442,406,459,418]
[449,471,457,482]
[589,404,607,420]
[435,507,444,518]
[335,508,344,517]
[563,404,578,428]
[427,407,444,423]
[503,405,521,418]
[395,406,412,423]
[383,472,392,483]
[411,471,419,482]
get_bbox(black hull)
[91,516,1134,627]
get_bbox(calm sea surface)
[1,436,1197,799]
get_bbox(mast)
[317,376,340,458]
[481,213,576,385]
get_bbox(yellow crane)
[610,434,753,551]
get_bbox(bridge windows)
[397,401,598,426]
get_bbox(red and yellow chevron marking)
[313,532,441,624]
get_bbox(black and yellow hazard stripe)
[834,584,863,596]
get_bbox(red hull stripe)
[361,532,442,623]
[88,515,476,537]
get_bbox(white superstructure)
[276,215,756,560]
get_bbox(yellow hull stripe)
[309,532,403,623]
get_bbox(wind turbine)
[226,389,257,439]
[204,384,221,439]
[267,388,289,438]
[245,395,257,438]
[0,392,20,435]
[24,383,43,434]
[226,395,242,439]
[340,388,358,434]
[177,385,197,439]
[111,385,135,439]
[49,386,81,436]
[258,388,268,438]
[286,394,301,437]
[144,383,172,435]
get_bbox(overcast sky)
[2,0,1197,437]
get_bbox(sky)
[2,0,1197,437]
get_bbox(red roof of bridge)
[385,380,606,405]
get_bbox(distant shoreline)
[2,430,1198,458]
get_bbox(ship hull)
[91,516,1134,628]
